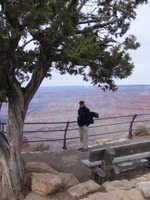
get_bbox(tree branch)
[24,48,50,109]
[78,0,88,12]
[79,19,101,25]
[77,18,117,34]
[20,39,35,49]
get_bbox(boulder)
[24,192,50,200]
[81,189,125,200]
[122,189,144,200]
[137,181,150,198]
[31,173,62,196]
[49,191,77,200]
[81,189,144,200]
[135,176,147,183]
[68,180,101,198]
[25,191,75,200]
[103,180,135,191]
[59,172,79,189]
[25,162,58,174]
[130,175,150,187]
[142,173,150,181]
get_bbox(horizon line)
[40,84,150,88]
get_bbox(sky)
[41,2,150,87]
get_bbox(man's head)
[79,101,85,107]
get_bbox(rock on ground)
[25,162,58,174]
[103,179,135,191]
[137,181,150,198]
[59,172,79,189]
[123,189,144,200]
[24,192,51,200]
[49,191,77,200]
[81,189,125,200]
[24,192,76,200]
[81,189,144,200]
[31,173,62,196]
[68,180,101,198]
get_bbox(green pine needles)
[0,0,148,101]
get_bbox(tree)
[0,0,148,199]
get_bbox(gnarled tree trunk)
[0,93,26,200]
[0,47,49,200]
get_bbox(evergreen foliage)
[0,0,148,100]
[0,1,148,197]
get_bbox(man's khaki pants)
[79,125,88,149]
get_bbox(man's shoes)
[78,147,83,151]
[81,148,88,152]
[78,148,88,152]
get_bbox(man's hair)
[79,101,85,105]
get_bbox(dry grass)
[133,125,150,136]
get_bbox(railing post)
[63,121,70,150]
[128,114,137,139]
[2,123,5,133]
[0,122,5,133]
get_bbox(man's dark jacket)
[77,106,90,127]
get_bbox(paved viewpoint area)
[23,150,90,182]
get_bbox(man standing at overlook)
[77,101,90,152]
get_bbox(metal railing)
[1,113,150,150]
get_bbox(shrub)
[133,125,150,136]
